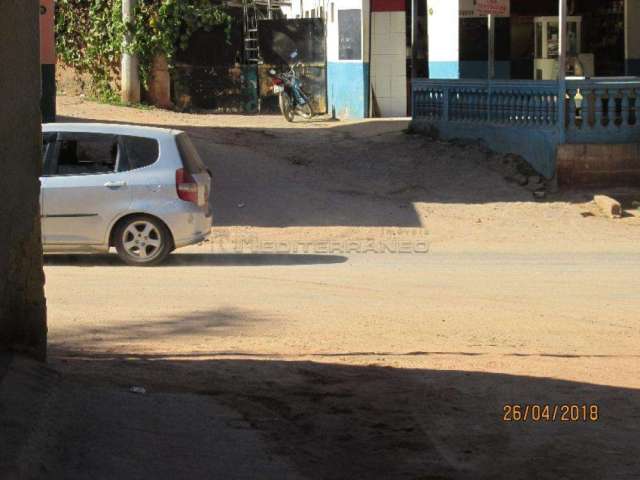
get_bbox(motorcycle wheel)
[279,93,295,122]
[298,103,313,120]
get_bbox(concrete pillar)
[427,0,460,79]
[371,0,407,116]
[121,0,141,104]
[326,0,369,119]
[0,0,48,360]
[146,54,173,109]
[625,0,640,75]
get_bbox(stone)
[514,173,528,186]
[525,177,544,192]
[594,195,622,219]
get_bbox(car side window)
[118,135,159,172]
[53,133,119,176]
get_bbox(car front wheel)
[114,215,172,266]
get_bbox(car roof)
[43,122,183,139]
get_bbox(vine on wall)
[56,0,232,102]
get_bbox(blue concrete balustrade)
[411,79,640,178]
[566,79,639,144]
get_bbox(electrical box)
[533,16,594,80]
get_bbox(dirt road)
[41,97,640,479]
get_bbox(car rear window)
[176,133,207,174]
[120,135,159,171]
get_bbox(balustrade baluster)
[544,94,552,125]
[467,89,474,122]
[537,94,545,125]
[424,90,429,118]
[508,91,515,124]
[533,93,540,125]
[581,88,592,128]
[620,90,630,126]
[493,90,501,123]
[594,88,606,129]
[607,89,617,128]
[567,89,577,129]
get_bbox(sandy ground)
[40,97,640,479]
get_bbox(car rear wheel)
[114,215,172,266]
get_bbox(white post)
[557,0,568,144]
[121,0,141,104]
[558,0,567,82]
[488,14,495,80]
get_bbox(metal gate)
[172,15,259,113]
[258,18,327,114]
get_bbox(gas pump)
[533,16,595,80]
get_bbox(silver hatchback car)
[41,123,212,266]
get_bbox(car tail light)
[176,168,199,204]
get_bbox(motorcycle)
[269,52,313,122]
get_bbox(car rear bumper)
[170,206,212,249]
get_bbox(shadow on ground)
[44,253,348,267]
[52,307,273,345]
[47,353,640,480]
[56,114,616,229]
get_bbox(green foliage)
[56,0,232,102]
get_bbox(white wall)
[371,10,407,116]
[427,0,460,78]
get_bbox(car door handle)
[104,181,127,189]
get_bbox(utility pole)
[558,0,567,140]
[121,0,141,104]
[487,14,495,80]
[411,0,417,79]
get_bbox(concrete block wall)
[370,0,407,117]
[557,143,640,186]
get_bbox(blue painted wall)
[428,61,459,79]
[327,62,369,119]
[427,61,513,80]
[412,119,560,178]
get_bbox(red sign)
[474,0,510,16]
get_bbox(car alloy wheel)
[115,215,172,266]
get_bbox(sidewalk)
[0,355,302,479]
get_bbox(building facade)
[284,0,640,120]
